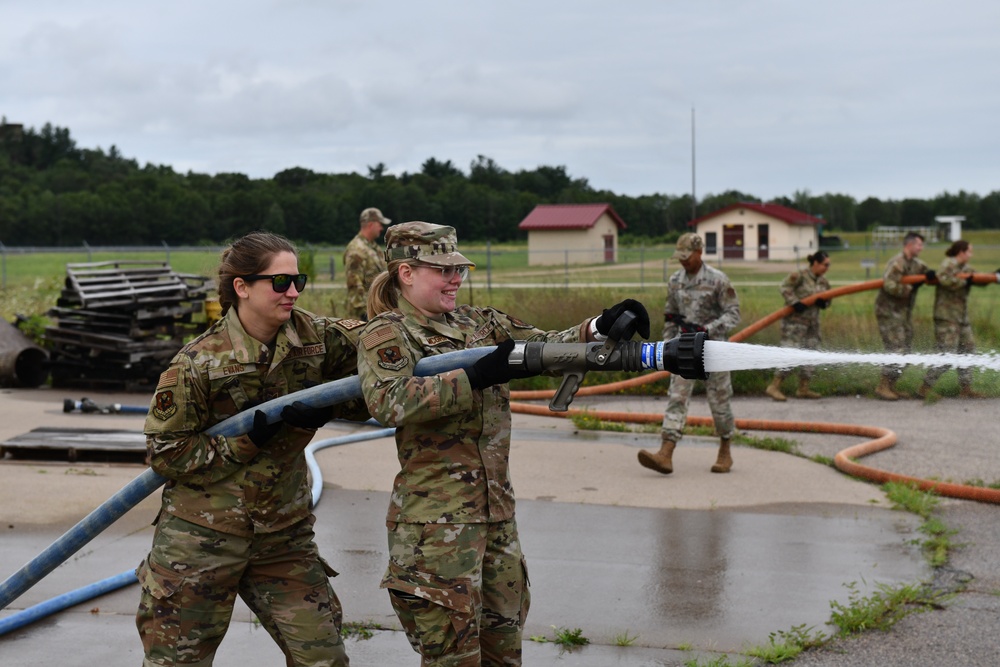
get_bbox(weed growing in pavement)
[810,454,835,466]
[883,481,957,567]
[529,626,590,649]
[569,412,634,433]
[744,623,827,663]
[883,480,940,518]
[341,619,386,640]
[828,580,940,636]
[613,629,638,646]
[684,655,755,667]
[917,517,958,568]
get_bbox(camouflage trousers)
[877,311,914,382]
[136,513,348,667]
[774,321,822,381]
[922,319,976,388]
[661,371,735,442]
[382,519,530,667]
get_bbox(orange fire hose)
[510,272,1000,504]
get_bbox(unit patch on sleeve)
[152,390,177,420]
[376,345,409,371]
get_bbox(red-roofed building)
[691,202,823,261]
[518,203,626,266]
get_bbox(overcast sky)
[2,1,997,202]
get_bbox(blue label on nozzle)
[640,342,659,370]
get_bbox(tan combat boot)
[795,379,822,399]
[765,377,787,402]
[711,438,733,473]
[875,377,899,401]
[916,382,934,399]
[638,437,675,475]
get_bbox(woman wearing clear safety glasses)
[356,221,648,666]
[137,231,369,666]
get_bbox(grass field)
[3,234,1000,397]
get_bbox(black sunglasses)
[241,273,308,293]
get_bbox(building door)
[758,224,769,260]
[723,225,744,259]
[603,234,615,263]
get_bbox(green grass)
[6,239,1000,397]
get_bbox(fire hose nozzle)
[509,332,707,411]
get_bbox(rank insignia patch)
[377,345,409,371]
[152,390,177,420]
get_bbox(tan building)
[691,202,823,261]
[518,203,626,266]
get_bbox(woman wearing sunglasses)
[137,231,369,666]
[356,221,649,666]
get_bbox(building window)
[705,232,717,255]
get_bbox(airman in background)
[766,250,832,401]
[874,231,933,400]
[637,232,741,475]
[917,239,993,399]
[343,206,390,319]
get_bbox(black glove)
[791,301,808,313]
[679,321,707,334]
[595,298,650,340]
[247,409,282,447]
[815,298,830,309]
[664,312,686,325]
[924,269,937,282]
[966,275,975,287]
[465,339,535,390]
[281,401,334,430]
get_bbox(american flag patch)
[156,368,179,390]
[362,326,396,350]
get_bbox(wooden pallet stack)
[44,260,214,390]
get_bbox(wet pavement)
[2,386,995,665]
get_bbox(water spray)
[702,341,1000,375]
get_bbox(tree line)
[1,120,998,248]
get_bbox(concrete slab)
[0,387,933,666]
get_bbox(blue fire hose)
[0,348,489,616]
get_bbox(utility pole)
[690,107,697,221]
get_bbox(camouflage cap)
[360,207,391,226]
[384,221,475,267]
[673,232,704,260]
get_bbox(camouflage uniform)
[774,268,830,381]
[923,255,976,388]
[343,207,390,319]
[343,234,386,319]
[875,251,928,382]
[661,262,741,441]
[357,223,594,666]
[138,305,369,667]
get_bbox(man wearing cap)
[343,207,390,319]
[637,232,741,475]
